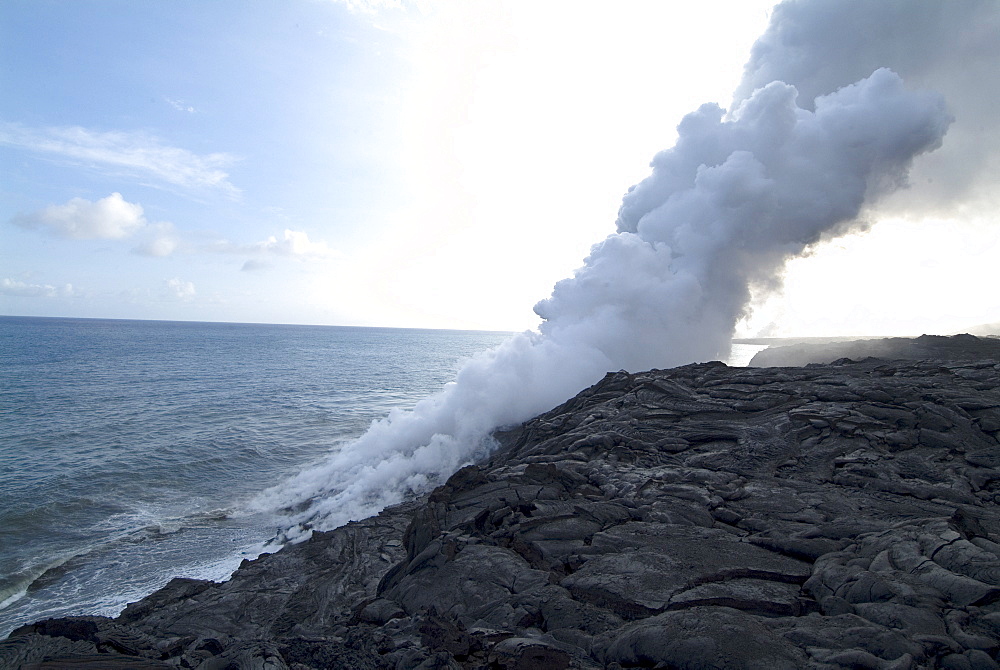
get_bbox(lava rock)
[4,339,1000,669]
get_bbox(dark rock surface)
[4,349,1000,668]
[749,333,1000,368]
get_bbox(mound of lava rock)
[4,353,1000,669]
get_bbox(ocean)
[0,316,766,637]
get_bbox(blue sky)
[3,0,998,335]
[0,1,787,331]
[2,1,415,324]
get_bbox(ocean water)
[727,342,768,367]
[0,316,766,637]
[0,316,512,637]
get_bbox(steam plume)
[253,60,949,539]
[734,0,1000,215]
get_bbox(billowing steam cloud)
[733,0,1000,215]
[253,66,949,540]
[252,3,962,539]
[538,69,948,372]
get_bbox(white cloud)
[1,278,75,298]
[11,193,147,239]
[735,0,1000,215]
[165,98,196,113]
[0,122,237,195]
[256,229,338,258]
[164,277,196,301]
[330,0,414,14]
[132,222,180,257]
[211,229,339,260]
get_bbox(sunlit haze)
[2,1,998,337]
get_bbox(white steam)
[734,0,1000,215]
[253,65,950,540]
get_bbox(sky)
[2,0,998,337]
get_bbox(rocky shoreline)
[4,337,1000,669]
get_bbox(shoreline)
[5,335,1000,668]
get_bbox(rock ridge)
[749,333,1000,368]
[4,349,1000,668]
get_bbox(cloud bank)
[164,277,196,301]
[208,229,339,263]
[9,193,337,265]
[0,278,75,299]
[330,0,420,14]
[254,229,338,258]
[132,222,180,257]
[11,193,147,240]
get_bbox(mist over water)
[256,66,950,539]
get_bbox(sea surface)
[0,316,767,637]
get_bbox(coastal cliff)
[4,340,1000,669]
